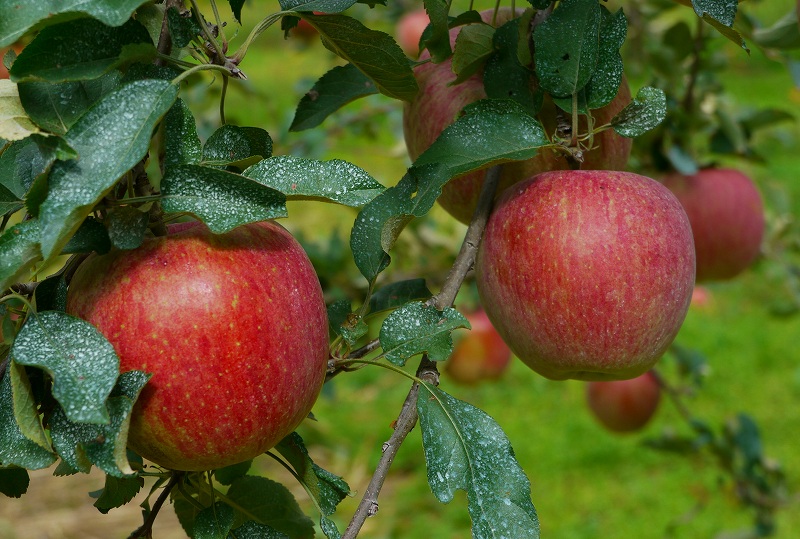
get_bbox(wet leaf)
[195,502,235,539]
[226,475,315,538]
[368,278,432,315]
[280,0,357,12]
[0,219,41,292]
[0,182,21,214]
[379,301,469,365]
[9,18,155,83]
[290,63,378,132]
[611,86,666,138]
[0,135,69,198]
[160,164,287,233]
[90,472,144,513]
[451,23,495,85]
[232,521,289,539]
[38,79,178,260]
[33,273,69,313]
[11,311,119,425]
[0,467,30,497]
[106,206,149,250]
[61,217,112,255]
[214,460,252,486]
[484,19,539,116]
[417,383,540,539]
[164,98,202,169]
[692,0,736,27]
[8,361,51,451]
[243,155,384,207]
[0,80,40,140]
[202,125,272,169]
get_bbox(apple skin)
[65,220,329,471]
[395,9,430,57]
[661,168,764,283]
[444,308,512,385]
[475,170,696,381]
[403,8,633,224]
[586,371,662,433]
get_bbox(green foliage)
[290,64,378,131]
[379,301,469,365]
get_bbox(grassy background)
[3,1,800,538]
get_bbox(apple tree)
[0,0,797,537]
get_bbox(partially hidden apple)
[444,308,512,385]
[403,8,633,224]
[66,220,329,471]
[475,170,696,381]
[661,168,765,282]
[395,8,430,57]
[586,371,662,433]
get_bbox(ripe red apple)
[395,8,430,57]
[475,170,696,381]
[66,220,329,471]
[586,370,662,433]
[403,8,633,224]
[444,308,512,385]
[661,168,765,282]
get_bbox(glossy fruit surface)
[445,308,512,384]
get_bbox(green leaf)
[484,19,539,116]
[0,365,57,470]
[9,18,155,83]
[300,13,419,101]
[0,219,41,292]
[214,460,252,486]
[90,472,144,513]
[368,278,432,315]
[290,63,378,132]
[166,6,202,49]
[327,299,352,338]
[417,383,540,538]
[611,86,667,138]
[701,14,749,53]
[226,475,315,538]
[0,80,41,140]
[281,0,357,12]
[201,125,273,169]
[0,0,149,48]
[8,361,51,451]
[106,206,149,250]
[62,216,112,255]
[751,10,800,50]
[584,6,626,110]
[0,182,22,215]
[164,98,202,169]
[232,521,289,539]
[160,164,287,233]
[11,311,119,424]
[18,72,122,135]
[0,135,65,198]
[451,23,495,85]
[422,0,452,63]
[33,273,69,313]
[195,502,235,539]
[229,0,246,23]
[38,79,178,260]
[243,155,384,207]
[0,467,30,497]
[533,0,602,97]
[379,301,469,365]
[692,0,736,27]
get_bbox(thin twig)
[341,165,503,538]
[128,472,183,539]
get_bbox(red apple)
[66,220,329,471]
[586,370,662,433]
[395,9,430,57]
[403,8,633,224]
[444,308,512,384]
[475,170,696,381]
[661,168,765,282]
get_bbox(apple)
[65,220,329,471]
[444,308,512,385]
[403,8,633,224]
[395,8,430,57]
[661,168,765,282]
[475,170,696,381]
[1,42,23,79]
[586,370,662,433]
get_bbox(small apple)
[475,170,696,381]
[395,9,430,57]
[66,220,329,471]
[690,285,714,311]
[661,168,764,282]
[444,308,512,385]
[403,8,633,224]
[586,371,662,433]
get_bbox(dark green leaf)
[0,219,41,292]
[0,79,41,140]
[451,23,495,85]
[528,0,550,8]
[583,6,626,110]
[215,460,252,486]
[692,0,736,27]
[38,79,178,260]
[701,14,749,53]
[290,64,378,132]
[740,108,795,133]
[417,383,540,539]
[8,360,51,451]
[11,311,119,424]
[9,18,155,83]
[484,19,539,116]
[379,301,469,365]
[164,98,202,169]
[752,10,800,50]
[160,164,287,233]
[226,476,315,538]
[166,6,202,48]
[243,155,384,207]
[301,13,419,101]
[0,467,30,497]
[0,364,57,470]
[732,413,763,467]
[533,0,602,97]
[106,206,149,250]
[61,217,111,255]
[195,502,235,539]
[327,299,352,338]
[172,481,215,538]
[611,86,666,138]
[0,182,21,214]
[421,0,451,62]
[17,72,122,135]
[229,0,245,23]
[368,279,432,315]
[233,521,289,539]
[91,473,144,513]
[0,0,149,48]
[202,125,272,169]
[33,273,69,312]
[0,135,70,197]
